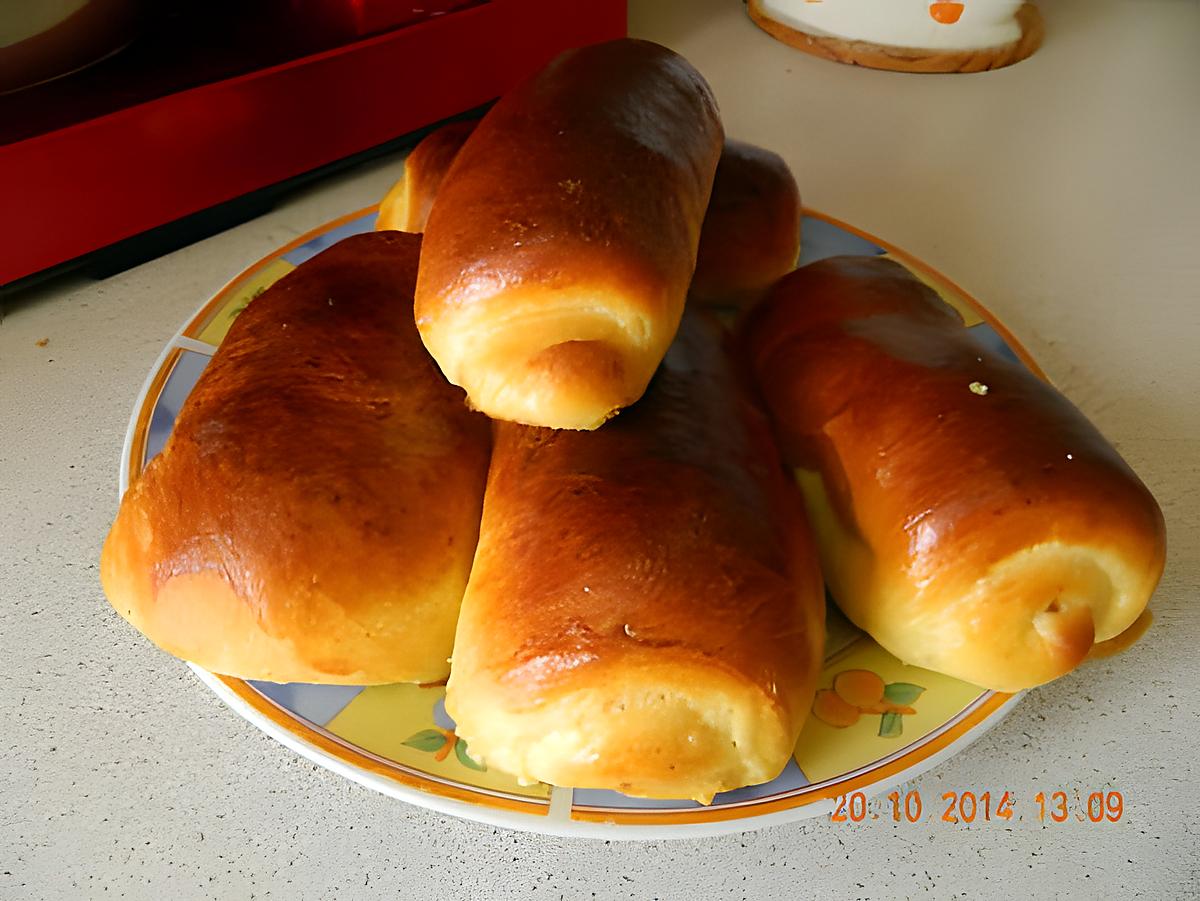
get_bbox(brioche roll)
[379,127,799,310]
[415,38,724,430]
[744,256,1166,692]
[690,139,802,311]
[446,313,824,802]
[376,119,478,233]
[100,232,491,684]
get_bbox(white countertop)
[3,0,1197,897]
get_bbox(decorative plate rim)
[193,664,1020,839]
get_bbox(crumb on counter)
[969,381,989,396]
[35,337,48,347]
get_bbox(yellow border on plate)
[129,206,1033,827]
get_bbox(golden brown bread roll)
[414,38,725,431]
[376,119,478,233]
[379,126,798,308]
[744,256,1166,692]
[445,312,825,802]
[100,232,491,685]
[689,139,802,311]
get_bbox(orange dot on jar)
[833,669,886,707]
[929,2,965,24]
[813,689,861,728]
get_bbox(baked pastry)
[689,139,802,312]
[383,126,798,312]
[743,256,1166,692]
[747,0,1043,74]
[446,312,825,802]
[415,38,724,430]
[376,119,478,233]
[100,232,491,685]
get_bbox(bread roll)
[100,232,491,685]
[376,119,478,233]
[415,38,724,431]
[744,256,1166,692]
[446,312,824,802]
[379,127,798,310]
[690,139,802,311]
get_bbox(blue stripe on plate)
[146,351,211,462]
[798,216,886,266]
[281,214,377,266]
[966,321,1023,367]
[249,682,365,728]
[433,695,456,731]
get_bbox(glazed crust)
[414,38,724,430]
[690,139,802,312]
[746,0,1044,74]
[743,256,1166,691]
[446,313,825,802]
[382,127,799,311]
[100,232,491,684]
[376,119,478,233]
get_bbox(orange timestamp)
[830,789,1125,824]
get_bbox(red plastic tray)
[0,0,627,286]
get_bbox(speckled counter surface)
[2,1,1197,898]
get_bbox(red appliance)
[0,0,628,288]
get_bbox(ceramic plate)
[119,206,1035,838]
